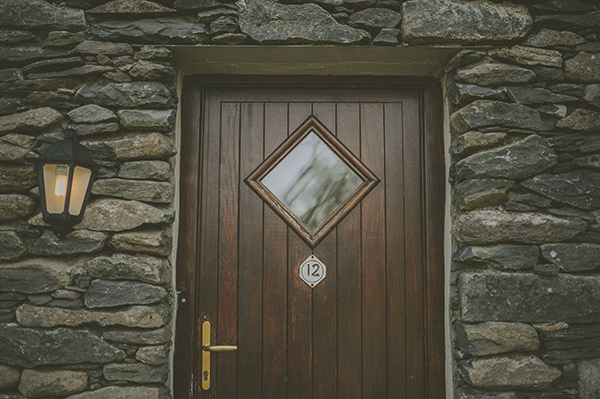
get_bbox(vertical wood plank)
[238,102,264,398]
[360,102,387,399]
[262,102,290,399]
[287,103,314,399]
[311,103,338,399]
[217,102,241,399]
[336,102,362,399]
[384,102,407,398]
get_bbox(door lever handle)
[203,345,238,352]
[201,321,237,391]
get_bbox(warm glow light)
[55,175,67,197]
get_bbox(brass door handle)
[203,345,238,352]
[201,321,237,391]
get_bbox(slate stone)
[372,28,399,45]
[16,304,168,329]
[64,386,167,399]
[454,245,539,271]
[73,41,135,57]
[210,16,239,34]
[0,167,38,193]
[459,355,561,390]
[456,321,539,356]
[197,8,238,23]
[522,171,600,210]
[502,45,563,68]
[0,142,35,163]
[18,369,87,398]
[578,358,600,399]
[27,65,114,80]
[44,31,86,48]
[0,31,35,44]
[128,62,176,81]
[455,63,535,86]
[0,365,20,390]
[103,325,172,344]
[175,0,222,10]
[86,253,171,284]
[1,133,35,149]
[74,199,174,232]
[92,179,174,203]
[0,232,26,261]
[117,109,175,131]
[82,133,176,161]
[0,258,72,294]
[348,8,401,30]
[584,85,600,108]
[0,0,86,31]
[0,107,62,134]
[90,18,209,44]
[455,211,587,244]
[75,82,174,109]
[110,230,172,256]
[459,272,600,323]
[22,57,84,74]
[574,155,600,171]
[506,87,577,105]
[134,46,172,61]
[449,83,505,106]
[541,243,600,273]
[118,160,172,180]
[0,194,36,221]
[556,109,600,132]
[104,362,168,383]
[88,0,177,15]
[70,122,121,136]
[0,326,125,368]
[450,101,553,133]
[450,131,506,157]
[237,0,370,44]
[32,230,108,256]
[401,0,532,44]
[455,135,558,181]
[85,280,168,308]
[0,69,23,83]
[136,345,168,365]
[523,28,586,48]
[454,179,513,211]
[67,105,117,124]
[0,48,71,66]
[456,388,518,399]
[212,33,248,45]
[535,12,600,31]
[505,192,553,212]
[565,53,600,83]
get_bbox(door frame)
[174,76,445,398]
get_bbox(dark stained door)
[175,78,445,399]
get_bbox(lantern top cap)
[35,128,100,170]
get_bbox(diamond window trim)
[246,115,379,247]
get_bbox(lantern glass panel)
[69,166,92,216]
[43,164,70,214]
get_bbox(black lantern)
[36,128,99,236]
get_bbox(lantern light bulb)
[54,166,68,197]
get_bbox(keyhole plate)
[299,255,327,288]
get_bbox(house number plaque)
[299,255,327,288]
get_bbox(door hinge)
[178,290,189,310]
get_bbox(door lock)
[201,321,237,391]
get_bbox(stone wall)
[0,0,598,398]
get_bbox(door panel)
[175,78,445,399]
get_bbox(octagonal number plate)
[299,255,327,288]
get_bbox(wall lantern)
[36,128,99,236]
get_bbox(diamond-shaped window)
[246,115,379,247]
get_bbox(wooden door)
[175,77,445,399]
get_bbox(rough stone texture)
[128,62,176,81]
[0,165,36,193]
[117,109,175,131]
[86,253,171,284]
[88,0,176,15]
[44,31,85,48]
[74,199,174,232]
[456,321,539,356]
[459,272,600,323]
[64,386,167,399]
[450,131,507,157]
[67,105,117,124]
[110,230,171,256]
[450,101,553,133]
[0,364,21,390]
[0,258,71,294]
[502,45,562,68]
[103,325,172,345]
[372,29,399,46]
[104,362,168,383]
[85,279,168,308]
[454,245,539,271]
[459,355,561,390]
[584,85,600,108]
[0,107,62,133]
[70,122,120,136]
[455,135,558,181]
[16,304,168,328]
[456,63,536,86]
[522,171,600,210]
[136,344,168,365]
[541,243,600,273]
[348,8,401,30]
[19,369,87,398]
[237,0,369,44]
[578,358,600,399]
[0,194,36,221]
[118,160,171,180]
[0,0,86,31]
[506,87,577,105]
[455,211,587,244]
[0,231,27,261]
[523,28,586,48]
[90,18,209,44]
[32,230,108,256]
[82,133,176,161]
[0,326,125,367]
[75,82,173,109]
[556,109,600,132]
[456,388,518,399]
[401,0,532,44]
[454,179,513,211]
[92,179,174,203]
[565,53,600,83]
